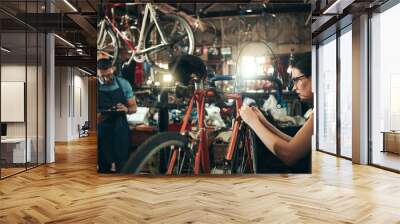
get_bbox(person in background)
[240,53,313,173]
[97,55,137,173]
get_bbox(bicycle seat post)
[194,79,204,90]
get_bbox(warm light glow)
[267,67,274,74]
[159,63,168,70]
[162,73,173,83]
[238,42,274,78]
[255,56,265,64]
[241,56,257,78]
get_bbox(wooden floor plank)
[0,135,399,223]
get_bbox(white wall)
[55,66,89,141]
[1,65,36,137]
[55,67,68,141]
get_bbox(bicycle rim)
[97,20,119,65]
[143,15,195,71]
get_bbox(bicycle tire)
[143,15,195,71]
[97,19,120,65]
[230,125,257,174]
[262,14,283,42]
[122,132,196,175]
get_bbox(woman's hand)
[240,105,259,128]
[252,107,266,121]
[116,103,128,113]
[252,107,273,128]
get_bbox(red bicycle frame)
[166,88,253,175]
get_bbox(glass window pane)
[27,31,38,169]
[38,32,46,165]
[1,32,28,177]
[317,37,337,154]
[1,0,46,179]
[339,29,352,158]
[371,3,400,171]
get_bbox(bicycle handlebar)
[209,75,235,83]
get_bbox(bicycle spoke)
[179,150,186,174]
[243,147,249,173]
[176,147,181,173]
[168,21,179,39]
[169,33,189,46]
[189,152,193,175]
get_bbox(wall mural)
[96,3,312,175]
[195,13,311,46]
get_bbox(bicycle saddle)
[168,55,207,86]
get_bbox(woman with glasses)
[240,53,313,173]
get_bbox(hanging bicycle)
[97,3,195,71]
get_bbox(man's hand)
[116,103,128,113]
[127,97,137,114]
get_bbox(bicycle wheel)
[261,14,283,42]
[230,125,257,174]
[143,15,195,71]
[97,19,119,65]
[122,132,196,175]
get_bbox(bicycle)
[122,69,258,175]
[97,3,195,71]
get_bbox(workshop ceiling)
[0,0,391,71]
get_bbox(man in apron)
[97,57,137,173]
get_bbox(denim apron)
[97,78,130,172]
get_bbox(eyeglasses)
[292,75,306,85]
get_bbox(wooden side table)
[381,131,400,154]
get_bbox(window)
[370,2,400,171]
[339,27,352,158]
[0,0,47,179]
[317,36,337,154]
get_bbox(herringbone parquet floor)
[1,135,400,223]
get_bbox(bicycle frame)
[166,88,211,175]
[135,4,169,55]
[102,3,169,60]
[166,88,252,175]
